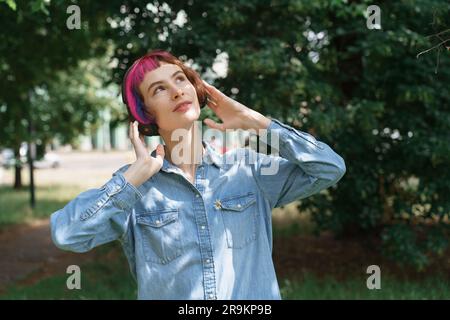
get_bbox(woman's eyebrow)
[147,70,184,93]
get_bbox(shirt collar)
[150,140,223,174]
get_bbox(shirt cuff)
[106,171,143,211]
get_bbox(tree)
[107,0,449,269]
[0,0,115,189]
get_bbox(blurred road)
[0,150,135,188]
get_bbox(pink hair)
[122,50,208,126]
[123,51,168,124]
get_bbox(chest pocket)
[136,209,183,264]
[216,192,258,249]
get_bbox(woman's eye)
[152,76,185,95]
[154,86,164,94]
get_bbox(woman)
[50,50,346,300]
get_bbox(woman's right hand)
[123,121,165,188]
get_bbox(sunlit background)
[0,0,449,299]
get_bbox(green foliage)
[1,0,448,269]
[105,0,450,269]
[0,0,115,151]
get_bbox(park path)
[0,218,95,294]
[0,150,135,295]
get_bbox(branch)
[425,28,450,38]
[416,38,450,59]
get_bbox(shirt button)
[155,220,161,225]
[209,294,214,299]
[237,204,242,208]
[201,225,206,230]
[97,201,102,206]
[206,259,211,263]
[196,194,200,198]
[115,185,120,191]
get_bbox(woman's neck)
[159,122,204,179]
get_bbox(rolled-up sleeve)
[251,119,346,209]
[50,164,142,253]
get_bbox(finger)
[154,144,165,165]
[206,98,218,110]
[132,121,139,142]
[129,121,132,140]
[203,80,225,102]
[139,133,146,145]
[203,118,225,131]
[206,92,218,103]
[132,121,148,156]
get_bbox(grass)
[1,241,448,300]
[0,184,85,227]
[279,275,450,299]
[0,184,448,300]
[1,242,137,300]
[273,221,312,238]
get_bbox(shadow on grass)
[0,242,136,300]
[2,240,449,300]
[0,185,87,228]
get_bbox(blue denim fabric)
[50,119,346,300]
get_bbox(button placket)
[191,163,217,301]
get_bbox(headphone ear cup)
[137,122,159,137]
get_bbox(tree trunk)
[13,146,22,189]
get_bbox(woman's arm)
[51,121,165,252]
[201,82,345,209]
[250,119,346,209]
[50,165,142,252]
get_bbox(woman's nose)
[172,87,184,100]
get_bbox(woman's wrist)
[123,160,150,188]
[242,110,271,132]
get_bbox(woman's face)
[138,61,201,134]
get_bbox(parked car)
[1,144,61,169]
[33,152,61,169]
[0,145,27,169]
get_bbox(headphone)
[121,61,208,137]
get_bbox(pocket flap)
[137,209,178,227]
[220,193,256,212]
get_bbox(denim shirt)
[50,119,346,300]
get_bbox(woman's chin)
[168,115,200,131]
[178,107,200,121]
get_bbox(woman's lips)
[173,102,192,113]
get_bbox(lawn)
[0,184,448,300]
[1,241,448,299]
[0,184,86,228]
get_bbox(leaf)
[1,0,17,10]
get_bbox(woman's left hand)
[202,81,271,132]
